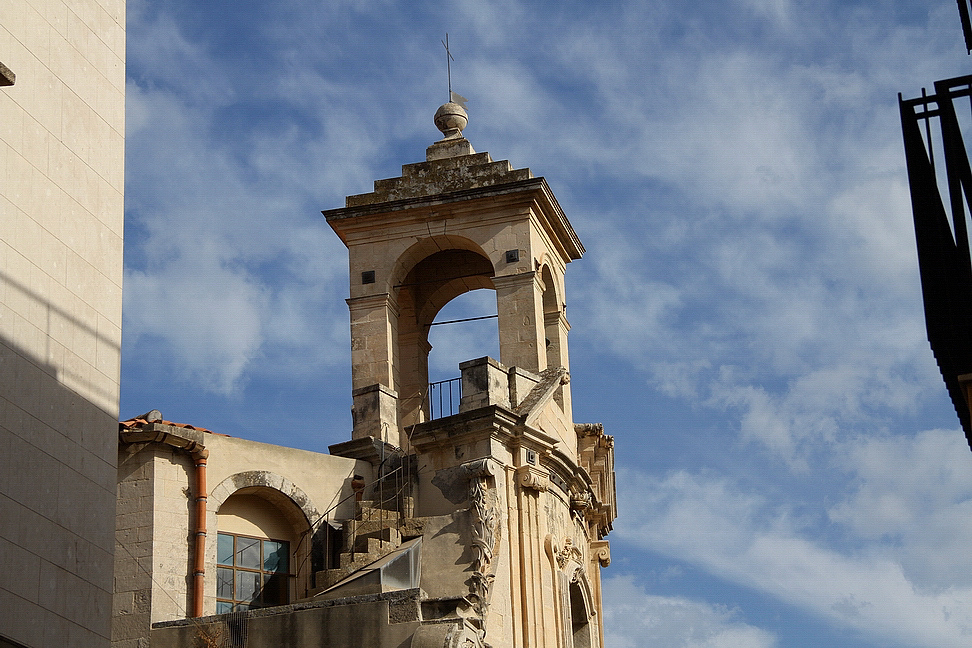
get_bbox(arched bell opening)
[393,244,495,429]
[427,288,500,383]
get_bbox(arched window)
[570,579,594,648]
[216,492,298,612]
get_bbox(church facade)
[112,102,616,648]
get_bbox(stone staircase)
[310,498,408,594]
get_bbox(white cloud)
[615,464,972,647]
[123,9,380,395]
[829,429,972,589]
[124,263,267,394]
[602,574,778,648]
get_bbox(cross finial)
[441,34,454,100]
[441,34,468,109]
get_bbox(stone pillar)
[347,293,399,391]
[493,272,546,373]
[590,541,612,648]
[515,465,553,647]
[459,357,511,412]
[396,329,431,430]
[351,383,400,445]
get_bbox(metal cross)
[441,33,454,100]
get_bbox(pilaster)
[347,293,399,391]
[493,272,547,373]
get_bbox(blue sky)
[121,0,972,645]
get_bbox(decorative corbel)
[570,490,592,514]
[590,540,611,568]
[516,465,549,492]
[460,458,500,630]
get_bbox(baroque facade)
[113,102,616,647]
[0,1,126,646]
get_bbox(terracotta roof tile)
[118,417,214,434]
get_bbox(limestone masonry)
[1,0,126,646]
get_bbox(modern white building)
[0,1,126,646]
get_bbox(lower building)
[113,358,615,647]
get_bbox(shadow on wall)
[0,325,118,646]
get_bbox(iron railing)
[428,377,461,420]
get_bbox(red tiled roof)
[119,417,214,434]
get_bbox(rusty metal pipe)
[191,448,209,617]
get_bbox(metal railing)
[428,377,461,420]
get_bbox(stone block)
[459,356,510,412]
[351,383,399,444]
[509,366,541,408]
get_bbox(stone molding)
[346,292,400,316]
[209,471,319,531]
[490,270,539,292]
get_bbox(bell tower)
[324,102,615,648]
[325,102,583,449]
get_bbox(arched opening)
[394,244,495,427]
[569,579,595,648]
[427,288,500,382]
[427,288,500,418]
[215,488,309,612]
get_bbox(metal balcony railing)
[428,377,461,420]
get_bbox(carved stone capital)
[570,490,592,513]
[460,458,496,481]
[590,540,611,567]
[516,465,548,492]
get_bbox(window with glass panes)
[216,532,289,612]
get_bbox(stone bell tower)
[326,102,583,450]
[324,102,615,648]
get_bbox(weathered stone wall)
[149,448,195,622]
[113,422,372,647]
[112,444,156,648]
[151,591,423,648]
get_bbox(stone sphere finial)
[434,102,468,138]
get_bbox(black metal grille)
[900,75,972,442]
[428,377,461,420]
[959,0,972,54]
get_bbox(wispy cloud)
[615,456,972,647]
[602,574,778,648]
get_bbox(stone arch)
[391,236,498,427]
[390,234,495,293]
[210,471,321,528]
[210,471,324,603]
